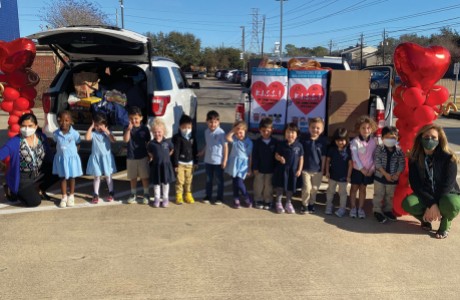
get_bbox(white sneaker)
[67,194,75,207]
[59,195,68,208]
[349,207,357,218]
[335,207,347,218]
[358,208,366,219]
[325,204,333,215]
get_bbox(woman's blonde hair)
[150,118,168,136]
[354,115,377,133]
[409,123,458,168]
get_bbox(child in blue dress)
[147,118,175,208]
[273,123,304,214]
[225,121,253,209]
[52,111,83,208]
[85,113,117,204]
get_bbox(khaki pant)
[301,171,323,206]
[372,181,396,213]
[253,173,273,203]
[176,164,194,195]
[326,179,348,208]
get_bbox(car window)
[171,67,187,89]
[153,66,172,91]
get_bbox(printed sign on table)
[250,67,288,132]
[287,70,329,133]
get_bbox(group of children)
[52,107,405,224]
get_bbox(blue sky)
[18,0,460,53]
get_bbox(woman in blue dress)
[52,111,83,208]
[225,121,253,209]
[147,118,175,208]
[86,113,117,204]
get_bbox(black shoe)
[374,212,387,224]
[202,197,211,204]
[421,221,432,231]
[300,205,308,215]
[383,211,397,221]
[307,204,315,214]
[255,201,264,209]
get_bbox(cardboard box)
[327,70,371,137]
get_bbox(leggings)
[232,177,249,199]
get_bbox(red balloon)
[7,115,20,126]
[394,42,451,91]
[7,130,19,138]
[13,97,29,111]
[393,102,413,119]
[393,85,406,103]
[6,71,28,88]
[2,86,20,102]
[414,105,436,124]
[20,86,37,101]
[425,85,449,106]
[402,87,426,108]
[10,123,20,132]
[0,100,14,112]
[0,38,36,73]
[11,110,25,117]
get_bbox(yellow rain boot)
[176,193,184,205]
[185,192,195,204]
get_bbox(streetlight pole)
[119,0,124,29]
[276,0,287,58]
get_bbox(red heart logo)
[0,38,36,74]
[394,42,450,91]
[289,83,325,115]
[252,80,285,111]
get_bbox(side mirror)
[190,82,200,89]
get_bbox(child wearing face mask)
[172,114,198,205]
[372,126,405,223]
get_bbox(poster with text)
[250,67,288,132]
[287,70,329,133]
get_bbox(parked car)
[226,69,238,81]
[218,70,229,80]
[28,26,199,156]
[232,70,246,84]
[370,70,401,90]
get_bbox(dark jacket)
[408,149,460,208]
[252,137,277,174]
[172,132,198,167]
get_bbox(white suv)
[28,26,198,156]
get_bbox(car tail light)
[151,95,170,116]
[42,93,51,114]
[235,103,245,121]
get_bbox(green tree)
[39,0,111,29]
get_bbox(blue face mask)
[422,138,439,151]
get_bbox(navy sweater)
[252,137,277,174]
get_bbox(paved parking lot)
[1,80,460,299]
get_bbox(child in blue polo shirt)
[300,117,328,214]
[200,110,228,205]
[252,117,277,210]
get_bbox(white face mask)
[181,128,192,138]
[382,138,397,148]
[20,127,37,137]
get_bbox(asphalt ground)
[1,80,460,299]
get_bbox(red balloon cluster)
[392,42,451,215]
[0,38,39,137]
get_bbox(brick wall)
[30,45,63,108]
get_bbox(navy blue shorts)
[350,168,374,185]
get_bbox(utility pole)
[381,29,387,65]
[240,26,245,68]
[276,0,287,58]
[250,8,260,55]
[261,15,265,57]
[360,33,364,69]
[115,8,118,27]
[328,40,333,56]
[119,0,124,29]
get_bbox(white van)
[28,26,199,156]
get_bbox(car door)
[363,65,398,126]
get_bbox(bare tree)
[39,0,112,29]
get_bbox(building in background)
[0,0,20,41]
